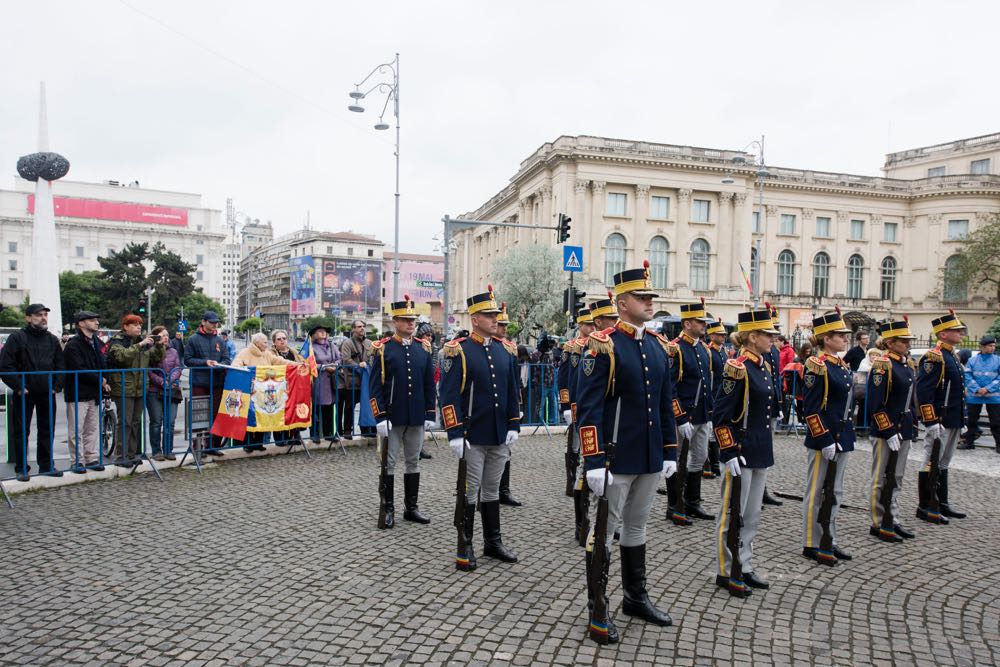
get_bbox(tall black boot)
[666,474,692,525]
[915,471,947,524]
[381,475,395,529]
[685,471,714,520]
[620,544,672,626]
[762,487,783,506]
[499,461,522,506]
[461,504,478,571]
[585,549,620,644]
[578,487,591,548]
[938,470,967,519]
[403,473,431,524]
[481,500,518,562]
[705,440,721,478]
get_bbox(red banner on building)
[27,195,189,227]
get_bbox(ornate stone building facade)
[448,133,1000,337]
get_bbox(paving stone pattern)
[0,434,998,666]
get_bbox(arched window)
[648,236,669,288]
[846,254,864,299]
[943,255,967,302]
[777,250,796,296]
[604,233,626,286]
[689,239,710,290]
[880,256,897,301]
[812,252,830,298]
[750,246,760,296]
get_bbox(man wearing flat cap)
[0,304,65,480]
[184,311,231,456]
[62,311,110,473]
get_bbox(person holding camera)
[147,325,183,461]
[106,314,164,466]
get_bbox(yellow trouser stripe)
[870,439,883,527]
[718,469,732,576]
[805,453,822,548]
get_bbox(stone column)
[675,188,692,288]
[717,191,734,287]
[539,182,553,240]
[634,184,649,260]
[519,197,532,248]
[591,181,606,286]
[733,192,750,297]
[574,179,590,283]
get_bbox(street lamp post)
[348,53,401,302]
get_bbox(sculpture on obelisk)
[16,83,69,336]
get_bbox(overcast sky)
[1,1,995,255]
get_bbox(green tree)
[940,214,1000,303]
[987,315,1000,339]
[492,244,564,341]
[235,317,263,335]
[96,242,199,327]
[59,271,110,323]
[0,302,24,327]
[178,292,227,330]
[148,242,197,326]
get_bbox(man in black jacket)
[184,311,230,455]
[843,331,869,372]
[63,311,109,473]
[0,304,65,481]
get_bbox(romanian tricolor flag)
[299,338,318,378]
[246,364,314,432]
[210,368,254,440]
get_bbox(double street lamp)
[347,53,401,302]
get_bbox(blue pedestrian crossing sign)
[177,320,189,333]
[563,245,583,272]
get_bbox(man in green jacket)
[106,314,164,466]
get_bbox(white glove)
[376,421,389,438]
[777,410,784,422]
[563,409,573,424]
[926,423,944,440]
[586,468,614,496]
[449,438,465,460]
[821,443,837,461]
[505,430,518,447]
[887,433,901,452]
[678,422,695,441]
[424,420,437,431]
[662,460,677,479]
[725,457,742,477]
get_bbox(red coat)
[778,343,795,373]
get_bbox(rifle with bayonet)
[817,374,851,565]
[377,379,395,529]
[587,398,621,645]
[454,384,475,570]
[926,380,950,523]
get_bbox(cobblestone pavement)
[1,433,998,666]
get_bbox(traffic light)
[557,213,571,243]
[562,287,572,314]
[137,298,147,315]
[572,290,587,320]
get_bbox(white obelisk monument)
[30,82,64,336]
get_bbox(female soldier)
[801,309,854,566]
[866,318,917,542]
[713,309,778,597]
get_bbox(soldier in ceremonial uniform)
[713,309,778,595]
[495,302,523,507]
[589,292,620,331]
[578,261,678,641]
[440,286,521,564]
[665,300,715,524]
[762,305,784,507]
[915,310,968,522]
[369,296,436,527]
[801,310,855,565]
[866,318,918,542]
[703,317,728,478]
[559,308,596,542]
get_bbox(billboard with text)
[289,256,317,315]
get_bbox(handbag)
[171,386,184,404]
